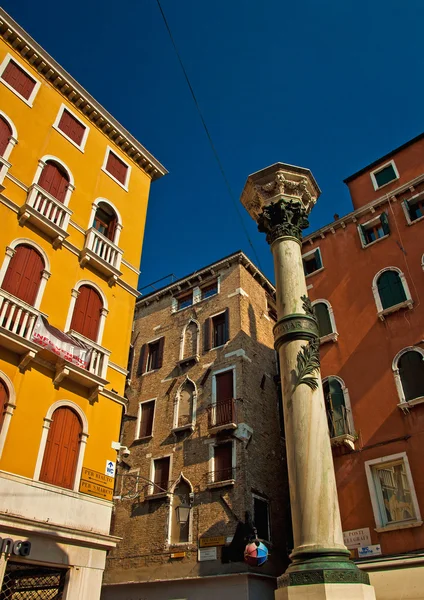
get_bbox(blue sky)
[4,1,424,288]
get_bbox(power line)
[155,0,263,270]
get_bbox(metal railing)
[67,330,110,379]
[208,398,237,429]
[327,405,352,439]
[84,227,123,271]
[0,289,39,340]
[25,184,72,231]
[207,467,236,484]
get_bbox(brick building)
[102,251,290,600]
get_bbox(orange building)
[302,133,424,599]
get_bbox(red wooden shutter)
[216,370,233,403]
[137,344,147,376]
[2,245,44,306]
[2,60,36,100]
[224,307,230,343]
[0,117,12,157]
[139,401,155,437]
[38,162,69,203]
[39,407,82,490]
[214,443,232,480]
[57,109,85,146]
[0,380,8,431]
[157,337,165,369]
[70,285,102,342]
[106,152,128,185]
[107,216,117,242]
[154,457,170,492]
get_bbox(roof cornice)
[0,9,167,181]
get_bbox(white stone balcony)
[18,184,72,248]
[80,228,123,285]
[0,289,40,368]
[0,155,12,189]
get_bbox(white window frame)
[0,370,16,460]
[370,160,400,191]
[252,493,271,542]
[402,191,424,226]
[34,400,89,493]
[32,155,75,208]
[148,453,173,497]
[392,346,424,409]
[372,267,413,320]
[64,280,109,345]
[0,238,51,310]
[53,103,90,152]
[311,299,338,344]
[101,146,131,191]
[322,375,355,441]
[88,198,123,246]
[0,111,18,186]
[210,309,228,350]
[135,398,156,440]
[365,452,422,532]
[178,319,200,361]
[173,378,197,432]
[0,53,41,107]
[302,247,324,278]
[208,438,236,488]
[357,214,389,249]
[167,474,194,546]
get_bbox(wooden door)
[38,161,69,203]
[39,407,82,490]
[1,244,44,306]
[214,443,232,481]
[0,117,12,156]
[70,285,102,342]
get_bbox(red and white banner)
[32,316,92,369]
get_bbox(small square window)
[0,54,40,106]
[371,161,399,190]
[137,338,164,375]
[302,248,323,276]
[54,105,88,149]
[201,281,218,300]
[102,147,131,189]
[177,292,193,310]
[404,196,424,223]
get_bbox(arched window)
[393,349,424,404]
[181,320,199,361]
[323,377,353,440]
[93,201,118,242]
[377,270,407,309]
[39,407,82,490]
[1,244,44,306]
[170,477,192,544]
[312,300,338,342]
[174,379,196,430]
[70,284,103,342]
[0,116,12,157]
[38,160,70,203]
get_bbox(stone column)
[241,164,375,599]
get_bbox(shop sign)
[358,544,382,558]
[79,467,114,501]
[199,536,226,548]
[0,537,31,556]
[343,527,371,549]
[198,547,217,562]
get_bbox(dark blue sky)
[4,1,424,288]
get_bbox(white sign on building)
[198,547,217,562]
[358,544,382,558]
[105,460,115,478]
[343,527,371,549]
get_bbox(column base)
[275,583,376,599]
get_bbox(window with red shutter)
[39,407,82,490]
[57,109,86,146]
[105,151,128,186]
[1,244,44,306]
[1,59,36,101]
[0,379,8,432]
[138,400,155,438]
[38,161,69,203]
[70,285,103,342]
[153,457,170,493]
[214,443,233,482]
[0,117,12,157]
[93,202,118,242]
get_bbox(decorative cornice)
[0,9,167,181]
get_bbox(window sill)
[320,332,338,345]
[406,214,424,226]
[134,435,153,442]
[177,355,199,368]
[361,234,389,249]
[52,124,85,152]
[209,422,237,434]
[378,299,413,321]
[330,433,356,451]
[146,491,171,501]
[142,369,160,376]
[207,479,235,490]
[101,166,129,192]
[305,266,325,278]
[172,423,194,433]
[0,77,36,107]
[398,397,424,411]
[373,177,399,191]
[210,342,229,351]
[375,520,422,533]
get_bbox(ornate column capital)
[258,199,310,244]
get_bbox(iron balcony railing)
[207,467,236,484]
[207,398,237,429]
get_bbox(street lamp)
[175,502,191,524]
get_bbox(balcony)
[207,467,236,489]
[0,289,40,368]
[80,228,123,285]
[328,406,356,450]
[18,184,72,248]
[207,399,237,434]
[0,155,11,189]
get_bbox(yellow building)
[0,9,166,598]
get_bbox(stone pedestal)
[240,164,375,600]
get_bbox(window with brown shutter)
[57,109,86,146]
[70,285,103,342]
[39,407,82,490]
[153,457,170,494]
[0,117,12,157]
[38,161,69,203]
[1,59,36,100]
[138,400,155,438]
[211,308,229,348]
[146,337,164,372]
[1,244,44,306]
[105,151,129,186]
[214,442,233,482]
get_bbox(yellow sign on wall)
[79,468,114,501]
[199,536,226,548]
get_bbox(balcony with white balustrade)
[80,228,123,285]
[0,289,41,368]
[18,184,72,248]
